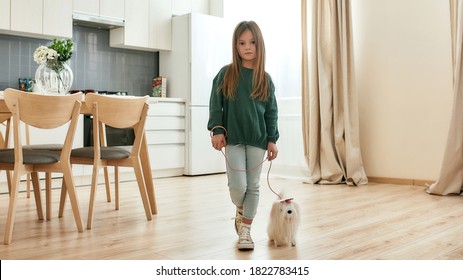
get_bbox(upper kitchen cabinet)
[100,0,124,19]
[148,0,171,50]
[172,0,209,15]
[10,0,42,35]
[73,0,124,20]
[6,0,73,39]
[43,0,73,38]
[0,0,10,30]
[110,0,172,52]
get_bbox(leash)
[210,125,284,200]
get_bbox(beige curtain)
[301,0,367,186]
[427,0,463,195]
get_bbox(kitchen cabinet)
[145,98,185,177]
[172,0,209,15]
[10,0,42,35]
[73,0,99,16]
[148,0,171,50]
[42,0,73,38]
[100,0,124,19]
[4,0,72,39]
[110,0,171,51]
[0,0,10,30]
[73,0,125,20]
[172,0,189,15]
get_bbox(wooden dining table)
[0,94,157,215]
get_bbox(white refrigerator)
[160,13,233,175]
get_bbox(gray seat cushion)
[0,149,61,164]
[71,146,132,160]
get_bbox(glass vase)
[35,62,73,95]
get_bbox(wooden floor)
[0,173,463,260]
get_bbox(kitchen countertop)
[0,91,185,103]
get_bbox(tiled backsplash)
[0,26,158,96]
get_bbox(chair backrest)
[84,93,149,152]
[0,101,12,149]
[3,89,83,129]
[84,93,150,129]
[3,88,83,157]
[0,101,11,123]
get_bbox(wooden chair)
[0,106,42,201]
[61,93,152,229]
[2,100,66,209]
[2,111,70,221]
[23,124,113,219]
[0,88,84,244]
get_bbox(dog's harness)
[210,126,293,201]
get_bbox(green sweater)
[207,65,279,150]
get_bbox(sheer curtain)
[427,0,463,195]
[301,0,367,185]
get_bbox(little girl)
[208,20,279,250]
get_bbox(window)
[223,0,301,99]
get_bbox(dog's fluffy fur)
[267,197,301,247]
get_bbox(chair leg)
[4,169,21,245]
[6,170,12,195]
[45,172,52,220]
[103,167,111,202]
[30,172,44,221]
[140,139,157,214]
[115,166,119,210]
[62,165,84,233]
[132,157,152,221]
[87,164,100,229]
[58,178,67,218]
[26,173,31,198]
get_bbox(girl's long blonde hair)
[219,21,269,101]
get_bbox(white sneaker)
[237,223,254,250]
[234,209,243,235]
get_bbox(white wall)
[351,0,454,181]
[265,98,307,180]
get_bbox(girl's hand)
[267,142,278,161]
[211,134,227,150]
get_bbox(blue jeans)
[225,144,266,220]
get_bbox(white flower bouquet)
[33,38,73,72]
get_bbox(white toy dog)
[267,197,301,247]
